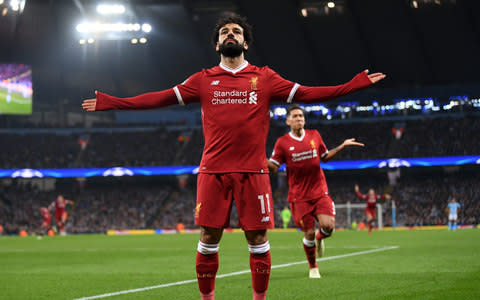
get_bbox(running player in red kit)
[268,104,364,278]
[82,14,385,300]
[48,195,74,236]
[39,207,51,235]
[354,184,390,234]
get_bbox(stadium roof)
[1,0,480,110]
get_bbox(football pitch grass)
[1,230,479,300]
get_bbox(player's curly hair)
[286,104,304,118]
[211,13,253,51]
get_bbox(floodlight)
[141,23,152,33]
[96,4,125,15]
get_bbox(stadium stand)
[1,116,478,168]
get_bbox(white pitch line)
[74,245,399,300]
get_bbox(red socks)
[197,241,271,300]
[250,251,271,299]
[302,238,317,269]
[196,252,219,296]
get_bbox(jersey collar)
[219,60,249,74]
[289,130,305,142]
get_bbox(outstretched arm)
[378,194,391,200]
[354,184,366,199]
[82,89,179,112]
[321,138,364,163]
[294,70,386,103]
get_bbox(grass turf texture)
[0,230,479,299]
[0,88,32,114]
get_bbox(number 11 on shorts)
[258,194,271,214]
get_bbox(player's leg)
[365,209,375,234]
[55,217,64,235]
[60,212,68,235]
[303,226,321,278]
[315,196,336,258]
[195,173,233,300]
[232,173,274,300]
[244,230,270,300]
[197,226,223,300]
[315,214,335,258]
[290,201,319,277]
[453,215,457,230]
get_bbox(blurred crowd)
[0,170,478,235]
[1,116,479,169]
[0,181,172,234]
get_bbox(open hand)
[343,138,364,148]
[82,91,98,112]
[364,69,386,84]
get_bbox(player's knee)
[319,218,335,233]
[200,227,222,244]
[304,228,315,240]
[245,230,267,245]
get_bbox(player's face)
[216,23,248,57]
[286,109,305,131]
[368,189,375,196]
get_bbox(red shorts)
[55,211,68,223]
[196,173,274,230]
[291,195,335,232]
[365,207,376,219]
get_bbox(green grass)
[0,88,32,114]
[0,230,479,299]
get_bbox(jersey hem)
[287,193,330,203]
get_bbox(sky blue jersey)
[448,202,461,215]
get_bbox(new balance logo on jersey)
[210,80,220,85]
[261,216,270,222]
[249,91,258,104]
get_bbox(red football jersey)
[174,62,297,173]
[41,208,51,222]
[52,198,66,213]
[356,191,384,209]
[95,62,372,173]
[270,129,329,202]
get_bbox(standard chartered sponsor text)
[291,150,317,162]
[212,90,248,105]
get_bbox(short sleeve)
[173,72,203,105]
[316,131,329,158]
[266,67,299,103]
[269,139,286,166]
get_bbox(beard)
[218,41,245,58]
